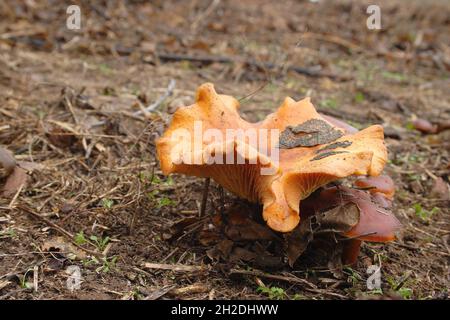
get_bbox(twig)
[231,268,348,298]
[155,53,350,80]
[89,80,176,128]
[143,286,176,300]
[191,0,221,31]
[8,182,24,208]
[142,262,208,273]
[133,79,176,116]
[20,205,73,238]
[33,265,39,292]
[229,268,317,289]
[169,284,210,296]
[200,178,210,217]
[18,205,103,259]
[393,270,412,291]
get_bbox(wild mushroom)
[354,175,395,199]
[297,185,401,265]
[157,83,388,232]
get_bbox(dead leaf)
[319,203,360,233]
[286,203,359,267]
[163,216,200,241]
[286,216,315,267]
[44,258,65,273]
[224,211,278,241]
[229,247,257,263]
[279,119,344,148]
[198,228,222,246]
[41,237,87,260]
[206,239,234,260]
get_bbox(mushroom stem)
[200,178,211,217]
[342,239,362,265]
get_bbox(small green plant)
[367,288,383,295]
[257,286,286,300]
[344,267,362,286]
[74,231,87,246]
[89,235,110,251]
[0,228,17,239]
[319,98,338,109]
[398,287,413,299]
[405,122,415,131]
[413,204,438,221]
[157,197,176,208]
[19,270,33,289]
[180,60,193,70]
[147,189,176,208]
[387,274,414,299]
[408,155,423,163]
[165,176,174,186]
[382,71,407,82]
[152,175,174,186]
[84,255,118,273]
[97,256,118,273]
[354,92,365,103]
[140,173,174,187]
[98,63,112,75]
[101,198,114,209]
[147,190,159,200]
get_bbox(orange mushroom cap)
[156,83,388,232]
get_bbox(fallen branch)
[230,268,317,289]
[168,284,211,296]
[142,262,208,273]
[133,79,176,116]
[154,53,351,81]
[230,268,347,299]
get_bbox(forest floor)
[0,0,449,300]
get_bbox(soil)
[0,0,449,300]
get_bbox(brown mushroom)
[157,83,388,232]
[299,185,401,265]
[354,175,395,199]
